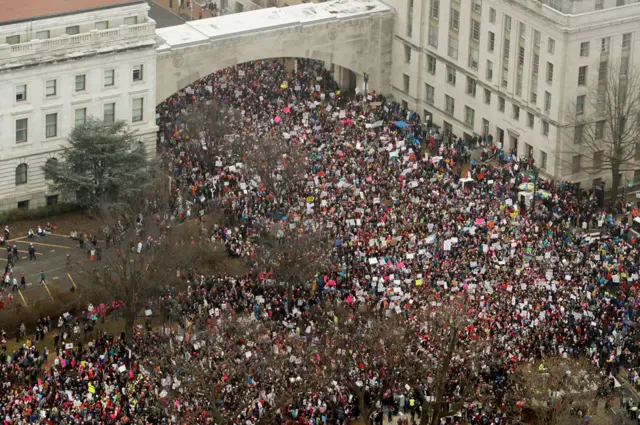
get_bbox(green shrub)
[0,203,78,223]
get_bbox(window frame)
[15,164,28,186]
[75,74,86,92]
[15,118,28,143]
[45,79,57,97]
[45,113,58,139]
[104,69,115,87]
[16,84,27,102]
[104,102,116,123]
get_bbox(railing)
[1,22,156,62]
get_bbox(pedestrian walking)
[28,244,36,261]
[39,271,46,286]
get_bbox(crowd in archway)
[0,58,636,424]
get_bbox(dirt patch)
[6,211,101,240]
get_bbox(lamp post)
[363,72,369,94]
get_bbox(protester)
[0,58,634,424]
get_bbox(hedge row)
[0,203,78,223]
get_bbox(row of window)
[13,65,144,104]
[14,99,144,143]
[4,17,138,45]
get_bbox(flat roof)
[0,0,143,25]
[156,0,392,49]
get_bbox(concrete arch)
[155,0,394,104]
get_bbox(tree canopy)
[43,118,155,209]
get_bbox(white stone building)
[0,0,158,211]
[388,0,640,189]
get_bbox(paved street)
[4,234,89,307]
[146,0,185,28]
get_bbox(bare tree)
[313,305,410,425]
[509,357,610,425]
[143,314,317,425]
[563,61,640,201]
[84,178,226,344]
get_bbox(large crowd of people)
[0,58,637,424]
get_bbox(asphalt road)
[4,234,89,307]
[146,0,185,28]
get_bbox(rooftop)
[156,0,392,49]
[0,0,143,25]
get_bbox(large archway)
[154,0,394,104]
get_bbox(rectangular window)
[66,26,80,35]
[464,106,475,126]
[124,16,138,25]
[596,0,604,8]
[572,155,582,174]
[133,65,144,82]
[519,22,525,39]
[527,112,534,128]
[486,60,493,81]
[104,103,115,123]
[518,46,525,67]
[574,124,584,144]
[15,118,28,143]
[466,77,477,97]
[617,0,626,6]
[471,20,481,41]
[542,120,549,136]
[6,35,20,45]
[515,73,523,96]
[407,0,414,36]
[403,74,410,92]
[623,33,632,49]
[425,84,435,104]
[16,84,26,102]
[132,98,144,122]
[532,54,539,74]
[45,113,57,138]
[404,45,411,63]
[45,79,56,97]
[547,38,555,54]
[578,66,587,86]
[95,21,109,30]
[489,7,496,23]
[599,61,608,82]
[104,70,115,87]
[534,30,540,46]
[595,120,605,139]
[594,151,604,169]
[512,104,520,120]
[540,151,548,169]
[35,30,50,40]
[445,95,455,115]
[488,31,495,52]
[504,15,511,32]
[75,108,87,127]
[498,96,505,112]
[450,8,460,32]
[446,66,456,85]
[580,41,590,57]
[621,57,629,76]
[484,88,491,104]
[546,62,554,83]
[544,91,551,112]
[576,95,585,114]
[468,46,479,69]
[427,55,437,74]
[472,0,482,13]
[430,0,439,19]
[429,26,438,47]
[601,37,610,52]
[75,74,86,92]
[448,36,458,59]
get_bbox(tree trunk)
[610,166,621,205]
[124,312,135,345]
[430,329,459,425]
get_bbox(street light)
[363,72,369,94]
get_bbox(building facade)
[388,0,640,188]
[0,0,158,211]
